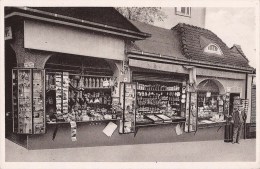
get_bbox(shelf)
[137,89,181,92]
[47,118,120,125]
[81,87,111,90]
[47,87,111,91]
[197,121,226,129]
[136,120,185,128]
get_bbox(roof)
[5,7,150,40]
[173,23,251,68]
[28,7,141,32]
[128,21,252,69]
[129,20,186,59]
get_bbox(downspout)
[244,73,248,139]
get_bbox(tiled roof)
[129,20,186,60]
[129,21,251,69]
[173,23,251,68]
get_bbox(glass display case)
[185,92,198,132]
[119,82,137,134]
[12,68,45,134]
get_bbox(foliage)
[116,7,167,24]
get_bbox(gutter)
[5,7,151,40]
[127,50,254,73]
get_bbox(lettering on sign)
[24,62,35,68]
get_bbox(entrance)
[5,44,17,136]
[229,93,240,115]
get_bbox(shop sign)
[5,26,12,40]
[24,62,35,68]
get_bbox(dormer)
[204,43,223,55]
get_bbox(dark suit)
[232,110,247,143]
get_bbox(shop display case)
[135,82,186,127]
[185,92,198,132]
[45,71,119,124]
[119,82,137,134]
[12,68,45,134]
[197,93,225,123]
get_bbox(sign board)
[24,62,35,68]
[5,26,12,40]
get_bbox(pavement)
[4,138,256,162]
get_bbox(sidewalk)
[5,138,256,162]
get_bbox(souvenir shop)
[5,7,253,150]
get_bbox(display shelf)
[135,120,185,128]
[197,121,226,129]
[47,118,120,125]
[137,89,181,92]
[82,87,111,90]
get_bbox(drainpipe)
[244,73,248,139]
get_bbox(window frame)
[175,7,191,17]
[203,43,223,55]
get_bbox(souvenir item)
[70,121,77,141]
[13,69,46,134]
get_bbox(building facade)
[154,7,206,29]
[5,7,255,149]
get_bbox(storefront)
[126,21,254,138]
[5,7,254,149]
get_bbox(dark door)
[229,93,240,115]
[5,44,17,136]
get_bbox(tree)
[116,7,167,24]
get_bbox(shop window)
[197,79,226,127]
[197,92,225,125]
[204,43,223,55]
[44,54,119,124]
[175,7,191,17]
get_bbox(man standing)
[232,106,247,144]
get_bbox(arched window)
[204,43,223,55]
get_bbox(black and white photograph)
[0,0,259,169]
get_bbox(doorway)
[229,93,240,115]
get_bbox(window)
[204,43,223,55]
[175,7,191,17]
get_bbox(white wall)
[154,7,206,29]
[24,20,125,61]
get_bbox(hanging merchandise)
[62,72,69,121]
[55,74,62,120]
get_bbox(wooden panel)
[24,20,125,61]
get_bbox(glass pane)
[121,83,136,133]
[18,69,32,134]
[33,70,45,134]
[187,7,190,15]
[181,7,186,13]
[12,69,18,133]
[187,92,197,132]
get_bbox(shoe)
[232,142,235,144]
[236,142,240,144]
